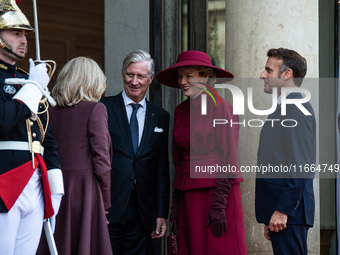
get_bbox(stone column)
[104,0,150,96]
[225,1,320,254]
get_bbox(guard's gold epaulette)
[17,67,29,75]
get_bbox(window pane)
[208,0,225,69]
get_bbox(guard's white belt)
[0,141,44,155]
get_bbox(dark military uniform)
[0,59,60,213]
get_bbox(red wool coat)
[172,95,247,255]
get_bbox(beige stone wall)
[104,0,150,96]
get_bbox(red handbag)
[167,222,178,255]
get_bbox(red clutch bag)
[167,222,178,255]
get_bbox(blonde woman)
[37,57,112,255]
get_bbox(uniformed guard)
[0,1,64,254]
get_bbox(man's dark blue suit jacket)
[101,93,170,230]
[255,92,316,227]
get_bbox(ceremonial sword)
[33,1,58,254]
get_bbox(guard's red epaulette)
[17,67,28,75]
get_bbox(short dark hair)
[267,48,307,87]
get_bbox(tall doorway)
[18,0,104,87]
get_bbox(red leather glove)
[205,177,234,237]
[169,189,180,229]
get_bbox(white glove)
[50,193,62,233]
[28,58,49,90]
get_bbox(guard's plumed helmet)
[0,0,33,31]
[0,0,34,59]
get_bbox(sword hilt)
[34,60,57,79]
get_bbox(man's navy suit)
[101,92,170,231]
[255,92,316,254]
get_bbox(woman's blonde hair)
[191,66,217,86]
[52,56,106,107]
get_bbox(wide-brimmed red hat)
[156,50,234,88]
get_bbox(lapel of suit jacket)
[262,92,301,130]
[261,94,284,130]
[136,100,156,157]
[258,103,281,151]
[113,93,135,155]
[258,92,301,143]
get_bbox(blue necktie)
[130,103,140,153]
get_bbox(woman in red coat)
[37,57,113,255]
[156,51,247,255]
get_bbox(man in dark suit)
[101,50,170,255]
[255,48,316,255]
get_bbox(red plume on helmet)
[16,0,21,5]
